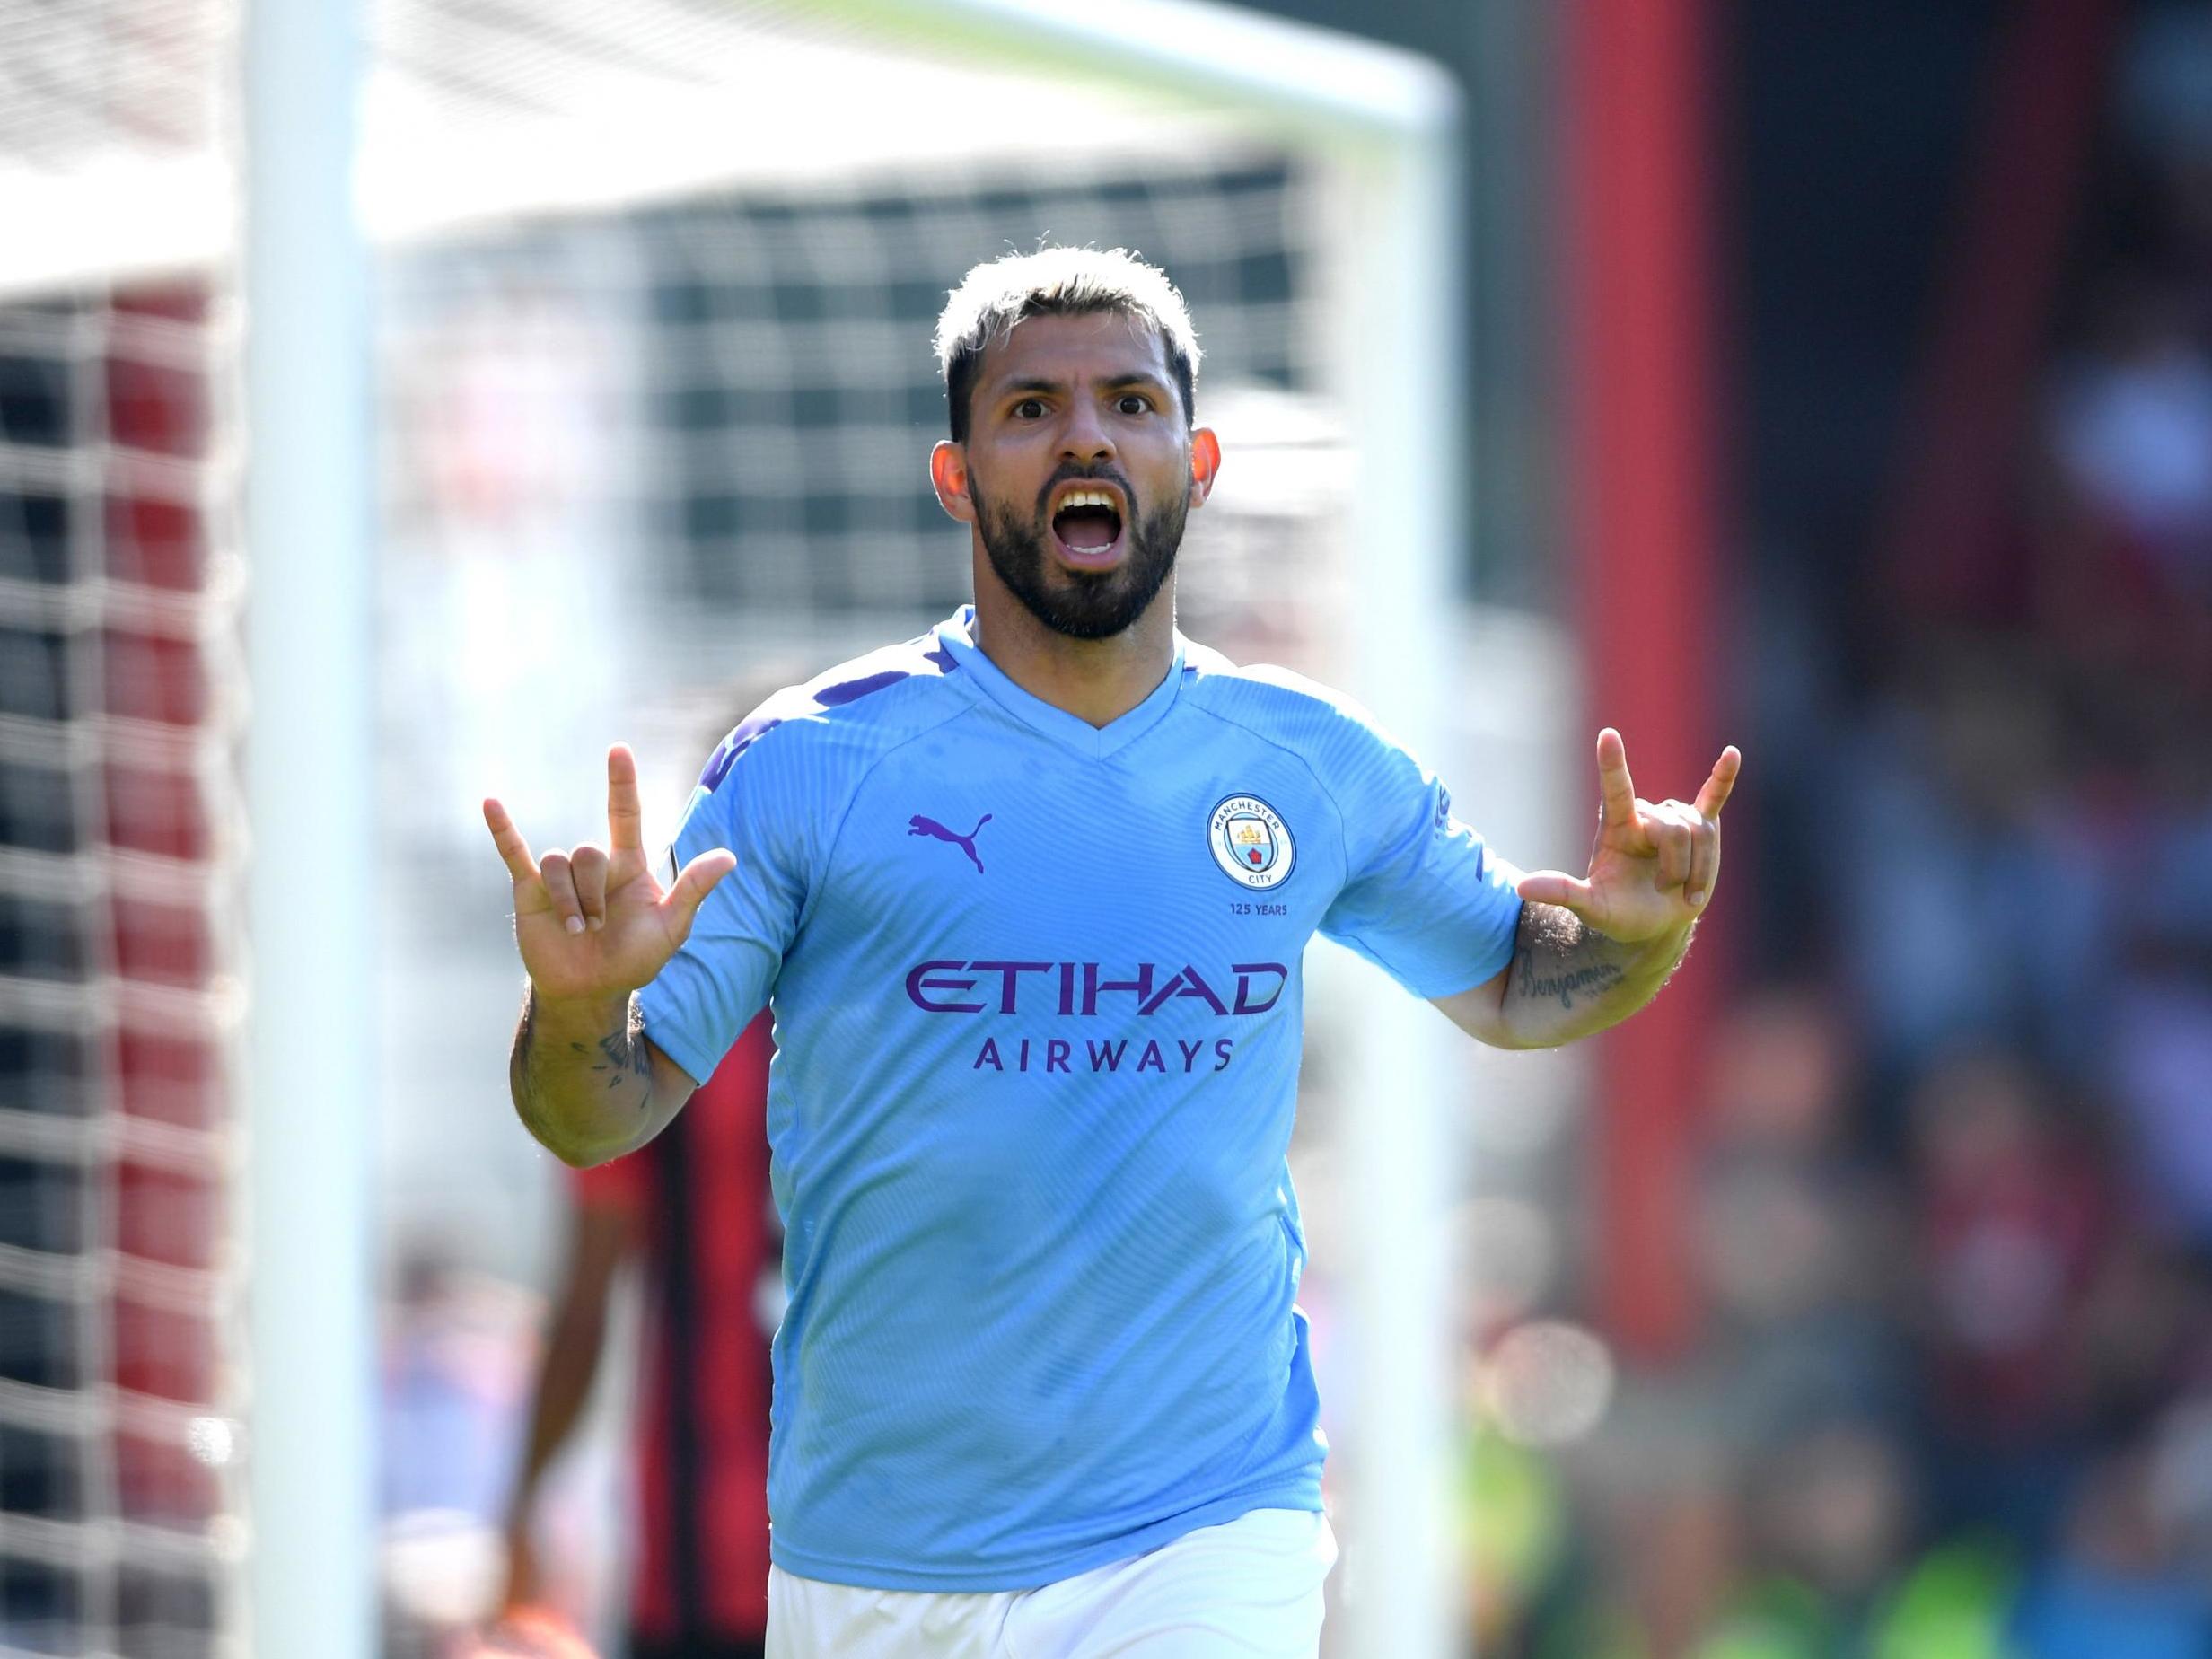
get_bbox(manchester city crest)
[1208,794,1295,890]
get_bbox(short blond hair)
[934,247,1201,442]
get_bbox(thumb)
[1515,869,1595,914]
[661,848,736,936]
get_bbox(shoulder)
[1180,643,1394,758]
[694,631,973,801]
[1181,645,1433,832]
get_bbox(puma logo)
[908,813,992,874]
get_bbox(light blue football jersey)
[638,606,1523,1591]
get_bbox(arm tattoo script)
[1506,900,1685,1018]
[1514,953,1628,1011]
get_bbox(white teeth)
[1058,488,1114,511]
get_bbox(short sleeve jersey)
[639,607,1523,1592]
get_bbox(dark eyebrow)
[1100,372,1172,394]
[990,369,1172,400]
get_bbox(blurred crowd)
[1462,12,2212,1655]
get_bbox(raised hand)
[483,745,735,1007]
[1514,728,1740,944]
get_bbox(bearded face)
[972,461,1189,641]
[935,309,1216,644]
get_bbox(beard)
[975,467,1187,641]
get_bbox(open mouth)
[1049,484,1126,569]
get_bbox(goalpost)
[0,3,1490,1653]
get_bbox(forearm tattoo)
[1506,902,1685,1019]
[1514,954,1628,1011]
[589,1023,652,1093]
[512,989,651,1151]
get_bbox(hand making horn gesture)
[482,745,736,1005]
[1514,729,1742,944]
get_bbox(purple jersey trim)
[698,713,784,792]
[698,640,960,793]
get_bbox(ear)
[930,440,977,524]
[1187,426,1221,510]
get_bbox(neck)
[968,561,1177,729]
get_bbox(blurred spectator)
[381,1250,541,1651]
[2101,773,2212,1246]
[2050,283,2212,600]
[2011,1440,2212,1656]
[1905,1048,2111,1540]
[499,1014,777,1659]
[1835,659,2111,1084]
[1695,993,1910,1444]
[2040,281,2212,689]
[1699,1420,1914,1656]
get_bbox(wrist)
[527,986,632,1039]
[1625,917,1696,968]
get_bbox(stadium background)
[1,0,2209,1654]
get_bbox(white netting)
[0,278,246,1657]
[2,0,250,1636]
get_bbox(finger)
[1514,869,1597,916]
[1652,812,1693,889]
[482,798,539,883]
[539,851,585,935]
[569,845,610,932]
[1693,745,1742,821]
[1685,819,1721,908]
[661,848,737,939]
[1595,727,1638,831]
[607,743,644,853]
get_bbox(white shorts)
[765,1507,1337,1659]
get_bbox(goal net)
[0,3,1502,1654]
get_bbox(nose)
[1058,399,1115,466]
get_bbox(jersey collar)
[935,606,1187,759]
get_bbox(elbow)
[1441,994,1561,1052]
[546,1124,639,1171]
[538,1128,634,1171]
[513,1097,636,1170]
[1483,1022,1571,1053]
[1457,996,1578,1051]
[543,1136,604,1171]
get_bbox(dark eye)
[1012,397,1047,420]
[1116,393,1152,416]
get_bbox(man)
[483,247,1739,1657]
[497,1014,777,1659]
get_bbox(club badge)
[1209,794,1295,891]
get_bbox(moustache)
[1034,465,1137,517]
